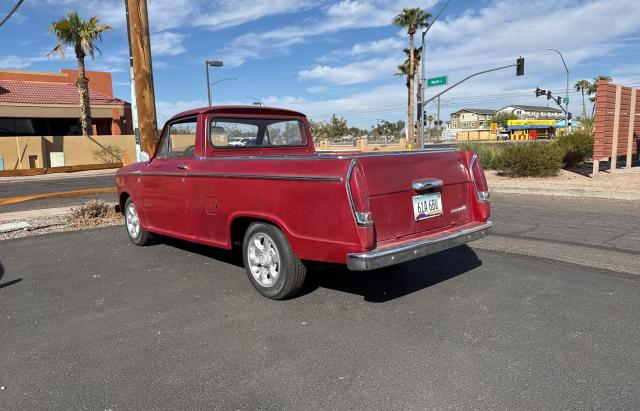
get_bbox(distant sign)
[563,97,569,105]
[427,76,448,87]
[507,119,557,126]
[49,152,65,167]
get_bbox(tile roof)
[0,80,126,106]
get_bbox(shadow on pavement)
[0,261,23,290]
[303,245,482,302]
[156,235,244,268]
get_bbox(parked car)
[116,106,492,299]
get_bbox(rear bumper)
[346,221,493,271]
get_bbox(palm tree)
[574,80,591,119]
[393,8,430,146]
[395,47,422,109]
[48,11,111,136]
[587,75,612,118]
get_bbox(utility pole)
[436,96,440,140]
[126,0,158,156]
[124,0,141,161]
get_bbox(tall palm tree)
[48,11,111,136]
[587,75,612,118]
[574,79,591,119]
[395,47,422,108]
[393,8,430,146]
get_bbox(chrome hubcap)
[125,203,140,239]
[247,232,280,288]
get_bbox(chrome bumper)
[346,221,493,271]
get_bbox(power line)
[0,0,25,28]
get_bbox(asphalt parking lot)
[1,226,639,409]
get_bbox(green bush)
[458,142,503,170]
[556,130,593,167]
[497,142,563,177]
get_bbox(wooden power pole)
[126,0,158,156]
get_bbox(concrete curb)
[0,187,117,206]
[472,234,640,276]
[0,202,118,223]
[490,186,640,201]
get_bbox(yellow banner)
[507,119,557,126]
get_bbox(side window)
[157,118,197,158]
[266,120,304,146]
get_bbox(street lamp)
[205,60,223,106]
[546,48,569,132]
[420,0,454,148]
[246,96,263,106]
[211,77,240,86]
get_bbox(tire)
[124,197,152,246]
[242,222,307,300]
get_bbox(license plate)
[412,193,443,221]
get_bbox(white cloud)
[350,37,405,55]
[219,0,437,67]
[156,99,208,121]
[0,55,46,69]
[151,32,187,56]
[305,86,326,94]
[300,57,399,85]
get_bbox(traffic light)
[546,90,553,100]
[535,87,546,97]
[516,57,525,76]
[568,112,572,120]
[417,103,423,119]
[556,96,562,105]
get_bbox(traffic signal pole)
[424,61,523,105]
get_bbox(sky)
[2,0,640,128]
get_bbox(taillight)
[348,160,373,226]
[470,153,490,201]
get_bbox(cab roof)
[170,105,307,121]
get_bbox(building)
[0,69,132,136]
[449,108,496,129]
[497,105,563,120]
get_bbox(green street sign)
[427,76,448,87]
[563,97,569,104]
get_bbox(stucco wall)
[0,135,137,170]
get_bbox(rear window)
[209,117,306,148]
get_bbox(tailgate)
[356,151,472,242]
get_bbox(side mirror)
[139,151,150,162]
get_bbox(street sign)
[427,76,448,87]
[563,97,569,105]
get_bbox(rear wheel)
[242,223,306,300]
[124,197,152,246]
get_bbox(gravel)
[0,210,123,241]
[486,166,640,193]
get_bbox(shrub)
[556,130,594,167]
[67,200,118,227]
[458,142,503,170]
[497,142,563,177]
[92,144,125,163]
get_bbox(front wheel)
[242,223,307,300]
[124,197,152,246]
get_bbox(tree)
[395,47,422,112]
[393,8,430,146]
[326,114,349,140]
[490,112,518,128]
[587,75,612,118]
[48,11,111,136]
[574,80,591,120]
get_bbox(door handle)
[412,178,443,191]
[177,165,189,170]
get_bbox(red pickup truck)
[116,106,492,299]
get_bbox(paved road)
[1,226,639,409]
[0,173,116,199]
